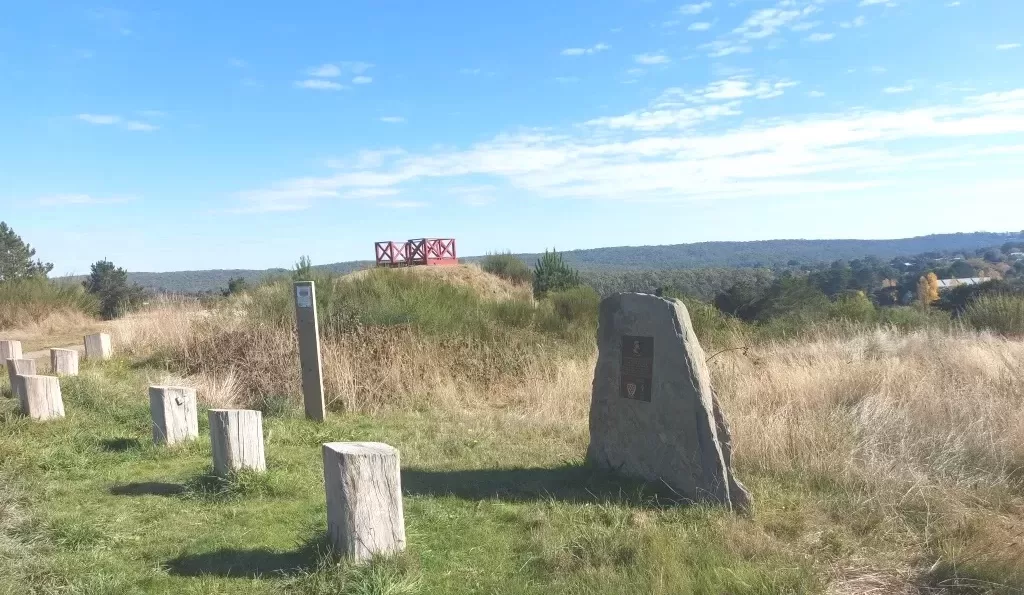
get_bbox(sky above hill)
[2,1,1023,275]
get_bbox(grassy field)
[2,267,1023,594]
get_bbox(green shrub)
[83,259,146,319]
[827,291,877,324]
[963,294,1024,336]
[549,285,600,324]
[481,252,533,285]
[0,277,98,329]
[877,306,949,331]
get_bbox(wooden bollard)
[13,375,65,420]
[322,442,406,561]
[50,349,79,376]
[209,409,266,476]
[6,358,36,398]
[149,386,198,445]
[84,333,112,361]
[0,340,23,362]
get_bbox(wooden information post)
[294,281,326,422]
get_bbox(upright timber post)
[294,281,326,421]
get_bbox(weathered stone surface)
[149,386,198,445]
[322,442,406,562]
[209,409,266,475]
[14,374,64,420]
[587,292,751,511]
[6,358,36,398]
[0,340,23,362]
[84,333,112,360]
[50,348,80,376]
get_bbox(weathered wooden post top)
[293,281,325,422]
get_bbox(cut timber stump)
[84,333,112,361]
[322,442,406,562]
[6,358,36,398]
[209,409,266,476]
[149,386,198,445]
[14,375,64,420]
[50,349,80,376]
[0,340,23,362]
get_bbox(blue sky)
[2,0,1023,275]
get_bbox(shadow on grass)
[100,437,142,452]
[401,463,683,508]
[165,533,329,578]
[109,481,185,496]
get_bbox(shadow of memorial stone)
[165,534,330,578]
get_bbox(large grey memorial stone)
[587,292,751,512]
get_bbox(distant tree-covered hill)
[103,231,1023,294]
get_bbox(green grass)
[0,361,833,595]
[3,360,1021,594]
[0,277,98,330]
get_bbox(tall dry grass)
[111,289,1024,589]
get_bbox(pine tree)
[0,221,53,282]
[84,259,145,319]
[532,248,581,298]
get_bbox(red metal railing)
[375,238,458,267]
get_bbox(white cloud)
[352,76,373,84]
[38,194,135,206]
[234,84,1024,212]
[859,0,890,5]
[380,116,405,123]
[946,1,960,5]
[700,40,752,57]
[138,110,166,118]
[308,63,341,77]
[679,2,712,15]
[870,66,887,73]
[997,43,1021,51]
[808,90,826,98]
[555,76,580,84]
[343,61,374,74]
[688,22,712,31]
[883,84,914,94]
[635,52,670,65]
[807,32,835,42]
[295,79,344,91]
[76,113,158,131]
[459,68,482,75]
[123,120,158,132]
[561,43,610,56]
[379,201,427,209]
[77,114,120,125]
[734,5,817,40]
[228,58,247,68]
[840,16,867,28]
[791,21,819,31]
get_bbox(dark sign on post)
[619,335,654,402]
[294,281,326,421]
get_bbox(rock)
[586,292,751,512]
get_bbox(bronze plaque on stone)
[620,335,653,402]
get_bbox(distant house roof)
[936,277,991,289]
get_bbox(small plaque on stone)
[619,335,653,402]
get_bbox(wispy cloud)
[883,84,914,94]
[294,79,344,91]
[634,52,670,65]
[380,116,405,123]
[38,194,136,206]
[228,58,247,68]
[308,63,341,77]
[734,5,817,40]
[997,43,1021,51]
[561,43,610,56]
[352,76,373,84]
[808,90,826,98]
[688,22,712,31]
[234,88,1024,213]
[700,40,752,57]
[554,76,580,84]
[946,1,960,5]
[840,16,867,28]
[379,201,427,209]
[859,0,891,5]
[807,32,835,42]
[459,68,482,75]
[791,21,819,31]
[679,2,712,15]
[76,113,158,131]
